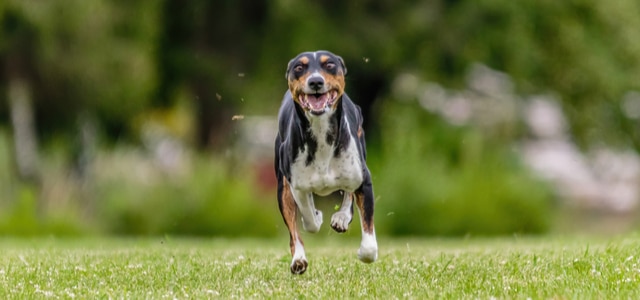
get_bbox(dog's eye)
[325,62,336,70]
[294,65,305,73]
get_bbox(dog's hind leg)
[278,176,308,274]
[331,191,353,233]
[354,172,378,263]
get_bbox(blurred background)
[1,0,640,237]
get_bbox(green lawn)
[1,234,639,298]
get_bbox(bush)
[95,155,280,237]
[0,183,86,236]
[373,101,553,236]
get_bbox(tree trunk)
[8,78,41,185]
[73,110,98,215]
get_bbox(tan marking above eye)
[320,55,330,63]
[299,56,309,64]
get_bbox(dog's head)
[286,50,347,116]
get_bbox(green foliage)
[0,184,85,236]
[0,129,12,193]
[252,0,640,148]
[95,156,279,237]
[374,101,553,236]
[0,130,85,236]
[2,0,640,238]
[0,185,39,235]
[2,235,640,298]
[0,132,280,237]
[2,0,640,146]
[1,0,160,134]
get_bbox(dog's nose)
[308,77,324,91]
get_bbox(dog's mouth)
[298,90,339,115]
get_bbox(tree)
[156,0,268,150]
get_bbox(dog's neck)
[291,96,348,164]
[295,96,344,144]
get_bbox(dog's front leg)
[278,177,308,274]
[331,191,353,233]
[291,189,323,233]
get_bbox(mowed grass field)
[1,234,640,299]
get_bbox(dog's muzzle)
[298,76,338,115]
[299,91,338,115]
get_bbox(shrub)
[372,101,553,236]
[95,155,280,237]
[0,183,86,236]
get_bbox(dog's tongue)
[306,93,328,111]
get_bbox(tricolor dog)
[274,50,378,274]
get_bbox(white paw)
[358,233,378,263]
[302,210,323,233]
[330,211,352,233]
[358,245,378,263]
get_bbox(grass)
[1,234,640,299]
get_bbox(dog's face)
[286,50,347,116]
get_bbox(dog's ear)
[286,58,296,79]
[336,55,347,76]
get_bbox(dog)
[274,50,378,274]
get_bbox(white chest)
[290,116,364,196]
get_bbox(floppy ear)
[336,55,347,76]
[286,58,295,79]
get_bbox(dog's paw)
[302,210,323,233]
[330,211,352,233]
[358,246,378,263]
[290,258,308,275]
[358,236,378,263]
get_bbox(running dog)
[274,50,378,274]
